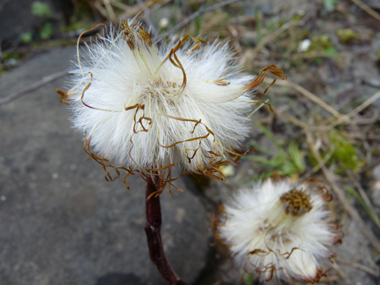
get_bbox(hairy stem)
[144,176,188,285]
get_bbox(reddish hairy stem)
[144,176,188,285]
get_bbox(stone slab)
[0,47,209,285]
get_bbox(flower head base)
[56,1,286,195]
[280,188,313,216]
[216,178,342,283]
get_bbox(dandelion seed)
[217,178,342,284]
[57,2,285,194]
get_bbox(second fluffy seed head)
[217,178,342,283]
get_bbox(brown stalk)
[145,174,188,285]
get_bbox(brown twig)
[330,261,347,279]
[0,69,68,105]
[346,169,380,227]
[298,146,335,183]
[263,78,341,118]
[329,90,380,128]
[336,259,379,277]
[104,0,116,21]
[94,1,110,20]
[137,0,158,35]
[145,175,188,285]
[350,0,380,22]
[268,76,375,166]
[319,275,341,283]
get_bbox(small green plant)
[194,15,203,35]
[336,29,360,43]
[243,273,255,285]
[308,130,363,173]
[40,22,53,39]
[32,1,51,18]
[329,130,363,173]
[20,32,33,43]
[323,0,338,11]
[248,140,306,180]
[309,34,334,51]
[31,1,53,40]
[323,47,337,57]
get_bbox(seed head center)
[280,189,312,216]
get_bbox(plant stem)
[144,175,188,285]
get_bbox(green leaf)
[252,118,284,146]
[323,0,337,11]
[248,148,303,177]
[336,29,360,43]
[323,47,337,57]
[344,186,380,227]
[40,22,53,39]
[32,1,51,18]
[247,155,274,166]
[194,15,203,35]
[288,140,306,172]
[244,273,255,285]
[21,32,33,43]
[250,140,271,155]
[267,18,279,31]
[309,34,333,52]
[329,130,363,172]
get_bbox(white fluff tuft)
[217,178,342,283]
[66,25,256,174]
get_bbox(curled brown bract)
[120,23,153,50]
[243,64,287,92]
[329,223,344,245]
[159,115,215,163]
[267,171,287,182]
[156,35,205,101]
[299,267,329,284]
[84,135,135,188]
[210,205,229,246]
[56,88,71,105]
[85,130,191,197]
[249,249,270,256]
[282,247,301,259]
[243,64,287,113]
[306,177,334,202]
[246,263,281,282]
[186,43,202,56]
[212,78,231,86]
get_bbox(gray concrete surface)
[0,47,209,285]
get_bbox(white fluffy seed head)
[65,23,259,177]
[217,178,342,283]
